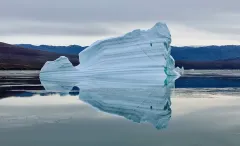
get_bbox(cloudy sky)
[0,0,239,46]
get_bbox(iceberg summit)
[40,22,180,84]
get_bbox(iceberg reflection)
[40,77,177,130]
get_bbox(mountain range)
[17,44,240,69]
[0,42,239,70]
[171,45,240,69]
[17,44,86,55]
[0,42,79,70]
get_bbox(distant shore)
[0,70,240,77]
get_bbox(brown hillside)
[0,42,79,70]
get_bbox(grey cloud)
[0,0,239,37]
[0,22,116,36]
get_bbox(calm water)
[0,70,240,146]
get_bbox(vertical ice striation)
[40,22,180,83]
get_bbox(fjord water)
[0,70,240,146]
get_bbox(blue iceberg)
[39,22,181,129]
[40,22,180,83]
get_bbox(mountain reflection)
[40,77,177,130]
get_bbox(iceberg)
[39,22,181,129]
[40,22,180,83]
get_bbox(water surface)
[0,70,239,146]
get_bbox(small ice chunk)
[175,66,184,75]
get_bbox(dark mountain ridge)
[171,45,240,61]
[17,44,240,61]
[17,44,87,55]
[0,43,237,70]
[16,44,240,69]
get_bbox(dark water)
[0,70,240,146]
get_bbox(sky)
[0,0,239,46]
